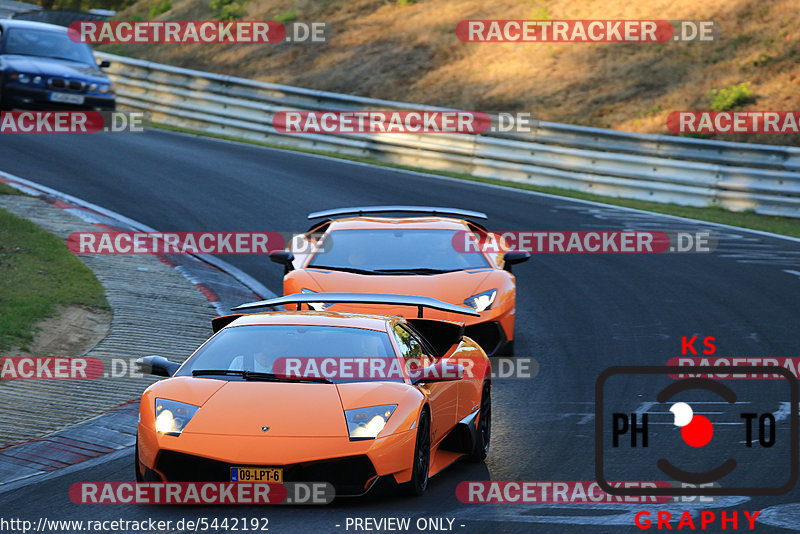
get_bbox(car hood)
[1,55,106,79]
[184,381,349,437]
[173,379,421,438]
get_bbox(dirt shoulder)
[0,199,109,353]
[0,194,216,448]
[5,305,111,359]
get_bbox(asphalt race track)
[2,130,800,533]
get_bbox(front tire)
[405,408,431,496]
[469,380,491,462]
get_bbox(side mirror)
[411,361,464,385]
[136,355,180,377]
[269,250,295,274]
[502,251,530,272]
[98,59,111,68]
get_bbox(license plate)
[50,92,84,105]
[230,467,283,482]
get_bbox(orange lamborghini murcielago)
[135,293,492,497]
[269,206,530,357]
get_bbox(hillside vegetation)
[105,0,800,145]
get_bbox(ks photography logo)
[595,366,799,497]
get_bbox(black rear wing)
[307,205,488,221]
[231,292,479,318]
[211,314,245,333]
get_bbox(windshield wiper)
[192,369,280,380]
[193,369,244,376]
[372,268,459,275]
[192,369,332,383]
[307,265,377,275]
[309,265,459,275]
[285,375,334,383]
[247,372,333,383]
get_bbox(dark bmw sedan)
[0,20,115,111]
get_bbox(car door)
[392,323,458,446]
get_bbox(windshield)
[177,324,401,383]
[2,28,96,65]
[308,228,489,273]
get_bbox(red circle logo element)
[681,414,714,447]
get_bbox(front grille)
[155,451,377,496]
[48,78,85,92]
[156,450,229,481]
[284,456,376,495]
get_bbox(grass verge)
[0,204,109,351]
[0,183,23,196]
[148,121,800,239]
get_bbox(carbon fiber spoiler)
[231,292,479,318]
[307,206,488,220]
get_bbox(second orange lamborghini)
[269,206,529,356]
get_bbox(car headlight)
[10,73,43,85]
[345,405,397,440]
[301,288,333,311]
[99,83,113,94]
[154,398,199,436]
[464,289,497,312]
[89,83,98,92]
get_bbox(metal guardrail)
[95,52,800,219]
[10,9,110,25]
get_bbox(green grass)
[709,83,754,111]
[146,121,800,239]
[148,0,172,19]
[529,6,551,20]
[209,0,248,21]
[0,206,109,351]
[0,183,22,196]
[274,10,296,23]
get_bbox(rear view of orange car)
[269,206,529,356]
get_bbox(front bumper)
[1,85,115,111]
[138,426,417,497]
[153,451,379,497]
